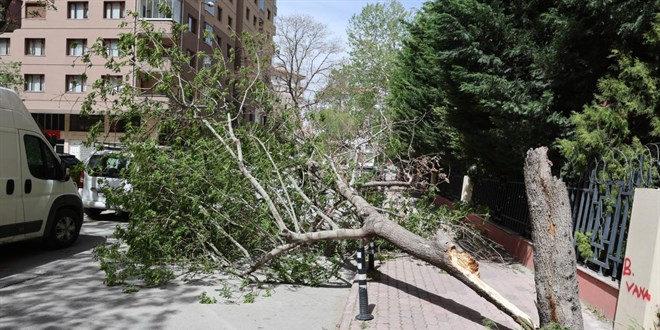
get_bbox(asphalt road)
[0,213,353,330]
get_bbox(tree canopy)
[390,0,658,178]
[345,0,411,112]
[559,15,660,176]
[313,0,412,159]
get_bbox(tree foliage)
[390,0,658,178]
[559,15,660,176]
[312,0,412,161]
[344,0,411,112]
[0,61,23,91]
[83,16,340,285]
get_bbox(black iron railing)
[471,178,532,239]
[566,143,659,281]
[435,171,464,201]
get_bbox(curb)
[337,272,360,329]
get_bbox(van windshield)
[88,153,128,178]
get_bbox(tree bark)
[524,147,584,329]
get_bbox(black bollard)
[355,244,374,321]
[368,240,375,270]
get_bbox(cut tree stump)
[524,146,584,329]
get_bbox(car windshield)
[88,153,128,178]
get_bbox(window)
[188,15,197,34]
[68,2,88,19]
[66,75,87,93]
[227,16,232,29]
[67,39,87,56]
[203,2,215,15]
[140,0,182,23]
[245,7,249,20]
[217,6,222,22]
[226,44,232,57]
[186,49,195,68]
[24,74,45,92]
[24,135,62,180]
[267,9,270,20]
[32,113,65,130]
[204,22,213,45]
[104,39,120,57]
[111,117,140,133]
[103,75,123,93]
[104,1,125,19]
[70,114,103,132]
[26,2,46,19]
[215,35,221,47]
[0,38,9,55]
[25,38,45,56]
[202,55,211,68]
[253,15,256,26]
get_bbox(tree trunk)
[369,218,536,330]
[524,147,584,329]
[333,178,536,330]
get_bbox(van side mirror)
[61,163,71,182]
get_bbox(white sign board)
[614,188,660,330]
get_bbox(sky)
[275,0,427,50]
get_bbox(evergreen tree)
[390,0,657,178]
[559,15,660,176]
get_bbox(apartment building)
[0,0,276,160]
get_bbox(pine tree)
[390,0,657,178]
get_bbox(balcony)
[139,0,182,24]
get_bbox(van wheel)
[84,208,102,218]
[47,209,81,248]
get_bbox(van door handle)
[6,180,14,195]
[24,179,32,194]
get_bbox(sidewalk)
[339,255,613,330]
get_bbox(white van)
[0,88,83,248]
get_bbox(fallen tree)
[206,117,535,329]
[76,14,595,330]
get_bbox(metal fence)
[566,144,660,281]
[435,170,464,201]
[471,178,532,238]
[435,143,660,282]
[436,172,533,238]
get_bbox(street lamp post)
[196,0,216,72]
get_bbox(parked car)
[0,87,83,248]
[78,150,130,217]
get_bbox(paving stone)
[338,255,613,330]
